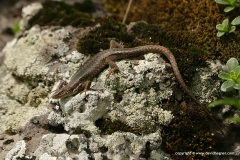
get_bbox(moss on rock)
[77,17,134,55]
[161,102,217,160]
[103,0,240,62]
[29,0,95,28]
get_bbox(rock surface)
[0,7,175,159]
[0,22,174,158]
[2,1,239,160]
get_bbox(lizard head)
[51,86,74,99]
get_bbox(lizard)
[51,40,224,135]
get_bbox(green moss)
[78,38,110,55]
[103,0,128,15]
[130,22,208,80]
[104,0,240,62]
[29,0,94,28]
[95,118,136,135]
[161,102,217,160]
[74,0,95,13]
[95,117,157,135]
[76,18,207,82]
[72,126,92,138]
[77,17,134,55]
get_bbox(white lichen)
[5,140,26,160]
[191,60,224,104]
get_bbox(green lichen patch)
[77,17,134,55]
[29,0,94,28]
[161,102,218,160]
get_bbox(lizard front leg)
[74,81,92,94]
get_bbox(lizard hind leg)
[108,40,124,76]
[105,57,122,78]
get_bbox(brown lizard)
[51,40,224,135]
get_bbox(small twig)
[122,0,133,24]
